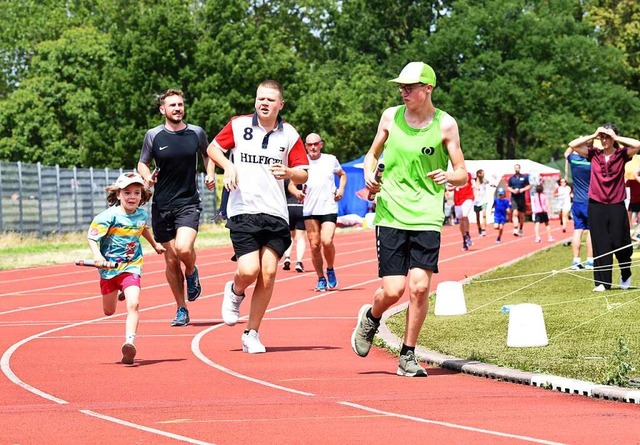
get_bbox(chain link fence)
[0,161,218,236]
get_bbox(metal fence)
[0,161,218,236]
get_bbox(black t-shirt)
[140,124,208,209]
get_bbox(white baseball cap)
[389,62,437,87]
[115,172,145,189]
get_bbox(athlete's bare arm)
[429,113,467,187]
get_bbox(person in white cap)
[351,61,468,377]
[87,172,166,365]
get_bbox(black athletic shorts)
[287,205,305,231]
[534,212,549,224]
[226,213,291,260]
[511,195,526,212]
[628,201,640,213]
[304,213,338,224]
[151,203,201,243]
[375,226,441,277]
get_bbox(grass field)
[387,243,640,386]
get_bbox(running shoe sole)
[121,343,137,365]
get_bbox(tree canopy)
[0,0,638,168]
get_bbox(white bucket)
[434,281,467,316]
[506,303,548,347]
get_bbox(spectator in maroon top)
[569,123,640,292]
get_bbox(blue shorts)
[571,202,589,230]
[494,213,507,225]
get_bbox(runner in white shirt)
[472,169,488,236]
[207,80,309,354]
[554,177,572,233]
[302,133,347,291]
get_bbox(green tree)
[0,27,114,166]
[0,0,77,97]
[0,0,206,168]
[585,0,640,89]
[414,0,640,161]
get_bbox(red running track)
[1,223,639,444]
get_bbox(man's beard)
[167,114,183,124]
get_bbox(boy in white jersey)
[351,62,468,377]
[302,133,347,291]
[207,80,309,353]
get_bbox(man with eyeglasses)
[351,62,468,377]
[302,133,347,291]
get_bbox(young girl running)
[532,184,554,243]
[87,172,165,365]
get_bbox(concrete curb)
[378,301,640,404]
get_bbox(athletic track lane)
[1,223,639,444]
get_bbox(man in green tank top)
[350,62,468,377]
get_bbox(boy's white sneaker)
[222,281,245,326]
[242,329,266,354]
[593,284,606,292]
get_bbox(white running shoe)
[593,284,606,292]
[242,329,266,353]
[620,277,631,290]
[222,281,245,326]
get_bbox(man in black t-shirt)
[507,164,530,236]
[138,89,215,327]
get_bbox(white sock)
[587,257,594,263]
[573,257,581,263]
[126,334,136,345]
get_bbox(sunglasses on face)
[397,83,425,94]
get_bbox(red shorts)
[100,273,141,295]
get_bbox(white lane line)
[80,410,215,445]
[1,232,558,443]
[337,401,567,445]
[191,260,565,444]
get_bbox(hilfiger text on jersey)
[240,153,282,165]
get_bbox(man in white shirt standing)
[302,133,347,291]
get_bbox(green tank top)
[373,105,449,231]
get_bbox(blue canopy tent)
[337,155,371,217]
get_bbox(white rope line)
[549,291,640,340]
[471,246,640,284]
[466,238,640,316]
[467,272,558,314]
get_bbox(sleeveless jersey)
[373,106,449,231]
